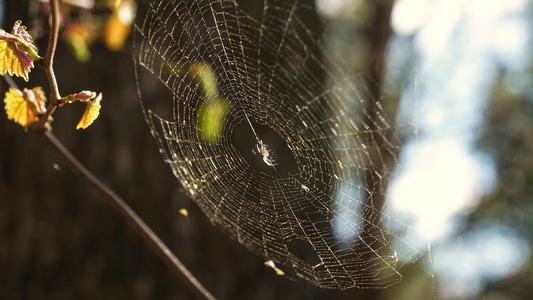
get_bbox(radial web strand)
[134,0,422,290]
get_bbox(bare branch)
[43,0,61,103]
[38,130,216,300]
[33,0,61,131]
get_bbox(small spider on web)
[256,139,277,167]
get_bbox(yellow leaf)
[0,40,30,81]
[0,21,39,81]
[113,0,122,10]
[4,87,36,126]
[105,0,135,51]
[264,260,285,276]
[179,208,189,217]
[76,93,102,130]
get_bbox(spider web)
[134,0,422,290]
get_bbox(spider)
[257,139,277,167]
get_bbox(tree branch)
[38,130,215,300]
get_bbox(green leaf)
[197,97,230,143]
[189,62,219,101]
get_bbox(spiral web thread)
[134,0,422,290]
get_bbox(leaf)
[3,88,33,126]
[63,21,98,62]
[197,97,230,143]
[113,0,123,10]
[73,90,97,101]
[189,62,219,100]
[0,21,40,81]
[264,260,285,276]
[62,90,97,104]
[23,86,47,114]
[178,208,189,217]
[76,93,102,130]
[4,87,47,127]
[105,0,135,51]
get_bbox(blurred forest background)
[1,0,532,299]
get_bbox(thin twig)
[34,0,61,130]
[43,0,61,102]
[39,130,216,300]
